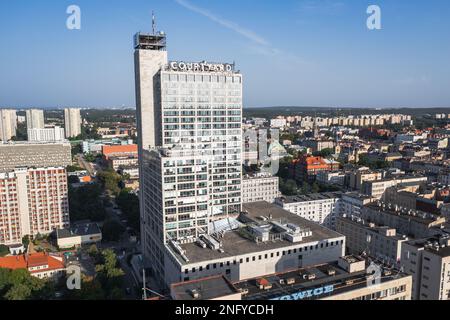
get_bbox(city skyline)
[1,0,450,109]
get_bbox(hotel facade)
[134,31,243,286]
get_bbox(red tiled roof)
[102,144,138,158]
[0,255,27,270]
[0,252,65,273]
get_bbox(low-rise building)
[401,234,450,300]
[270,118,287,128]
[242,173,280,204]
[348,168,383,191]
[102,144,138,160]
[108,155,139,171]
[336,215,408,265]
[361,203,446,239]
[0,252,66,280]
[275,192,341,229]
[302,139,335,153]
[82,138,134,154]
[316,171,346,186]
[171,255,412,300]
[163,202,345,287]
[362,176,427,199]
[339,192,377,217]
[56,222,102,249]
[291,155,340,182]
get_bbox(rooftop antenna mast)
[152,11,156,35]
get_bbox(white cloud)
[174,0,309,66]
[175,0,269,46]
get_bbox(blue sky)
[0,0,449,108]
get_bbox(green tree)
[10,123,28,141]
[3,283,32,300]
[67,165,83,173]
[95,249,125,299]
[300,181,311,195]
[22,236,30,249]
[68,184,106,222]
[116,190,140,232]
[102,219,125,242]
[68,175,80,184]
[97,169,122,195]
[84,153,97,162]
[313,148,334,158]
[0,268,52,300]
[311,182,320,193]
[280,179,298,196]
[0,245,9,257]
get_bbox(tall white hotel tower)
[134,29,243,287]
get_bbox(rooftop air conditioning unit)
[286,278,296,285]
[190,289,200,299]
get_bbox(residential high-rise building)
[0,167,70,246]
[27,126,65,142]
[134,30,243,286]
[26,109,45,130]
[0,109,17,141]
[64,108,82,138]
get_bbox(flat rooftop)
[233,261,408,300]
[366,203,443,225]
[404,235,450,257]
[277,192,342,204]
[170,202,344,265]
[337,216,407,240]
[171,275,239,300]
[341,192,376,201]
